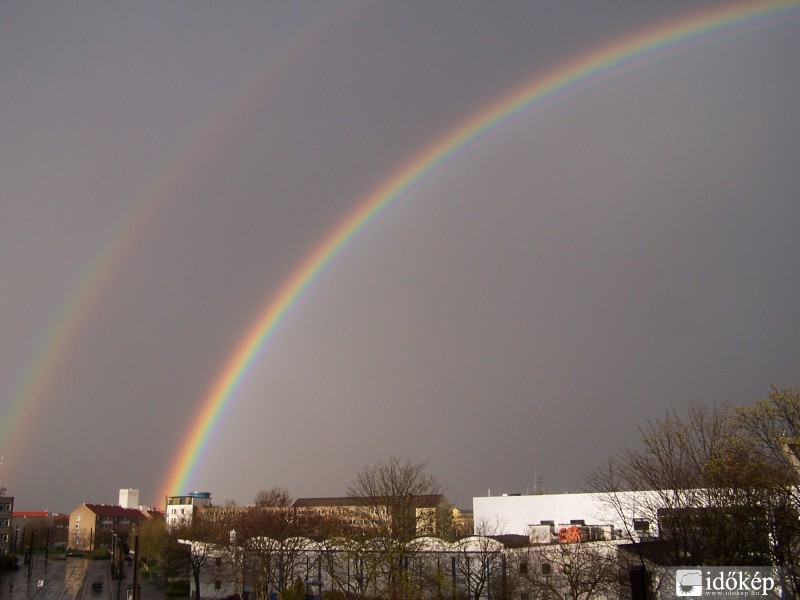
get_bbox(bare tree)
[518,541,627,600]
[227,502,332,599]
[735,385,800,596]
[254,487,292,508]
[453,535,506,600]
[347,457,443,538]
[588,397,793,597]
[176,512,231,600]
[346,457,446,599]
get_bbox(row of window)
[518,562,552,576]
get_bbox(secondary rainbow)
[0,5,355,484]
[161,0,800,499]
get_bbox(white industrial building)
[473,491,658,537]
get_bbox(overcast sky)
[2,1,799,513]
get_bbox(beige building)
[68,504,153,551]
[292,494,453,537]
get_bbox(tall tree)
[347,456,444,539]
[518,541,627,600]
[588,400,779,588]
[254,487,292,507]
[735,385,800,596]
[346,457,446,599]
[225,501,334,599]
[176,512,231,600]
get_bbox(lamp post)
[27,531,36,580]
[112,534,117,578]
[229,530,242,599]
[132,536,139,600]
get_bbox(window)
[0,534,8,543]
[633,518,650,531]
[0,504,11,512]
[214,581,221,590]
[541,563,551,575]
[540,520,554,526]
[76,516,81,522]
[569,519,585,525]
[0,519,9,527]
[519,562,528,575]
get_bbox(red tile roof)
[81,504,148,519]
[13,511,50,518]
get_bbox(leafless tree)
[347,456,444,538]
[588,397,794,597]
[176,514,231,600]
[735,385,800,596]
[227,503,333,599]
[346,456,446,599]
[517,541,627,600]
[452,535,506,600]
[254,487,292,508]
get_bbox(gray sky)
[2,1,799,513]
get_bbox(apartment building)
[292,494,453,537]
[166,492,213,528]
[68,503,152,551]
[0,496,13,555]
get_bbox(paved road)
[0,558,166,600]
[0,557,100,600]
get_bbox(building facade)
[119,489,140,509]
[292,495,453,537]
[11,511,55,552]
[68,504,152,551]
[473,491,658,537]
[0,496,13,555]
[166,492,213,528]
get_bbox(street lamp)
[27,531,36,580]
[112,534,118,578]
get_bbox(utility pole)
[27,531,36,580]
[132,536,139,600]
[44,529,50,568]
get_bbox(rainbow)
[0,4,355,485]
[159,0,799,499]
